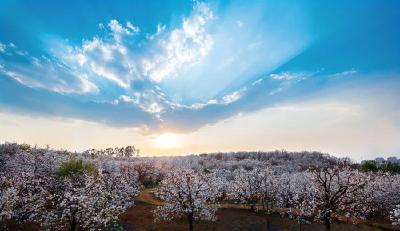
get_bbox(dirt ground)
[120,201,398,231]
[128,188,398,231]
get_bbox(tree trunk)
[70,222,80,231]
[187,213,194,231]
[262,199,265,211]
[70,218,80,231]
[266,219,271,230]
[324,215,331,231]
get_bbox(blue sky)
[0,0,399,157]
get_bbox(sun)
[155,133,182,149]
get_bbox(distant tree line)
[361,159,400,174]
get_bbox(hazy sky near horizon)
[0,0,399,159]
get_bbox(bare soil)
[121,188,399,231]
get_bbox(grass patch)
[55,158,98,178]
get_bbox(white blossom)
[391,205,400,226]
[154,168,219,231]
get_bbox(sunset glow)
[155,133,182,150]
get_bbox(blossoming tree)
[154,168,220,231]
[297,166,368,230]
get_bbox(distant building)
[375,157,385,165]
[387,156,399,163]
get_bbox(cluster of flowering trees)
[39,168,139,230]
[0,172,48,224]
[1,143,400,230]
[153,165,400,230]
[0,143,140,230]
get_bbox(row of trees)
[83,146,140,158]
[361,160,400,174]
[154,166,400,230]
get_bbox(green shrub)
[361,160,378,172]
[379,162,400,174]
[55,159,98,178]
[19,143,31,152]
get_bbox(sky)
[0,0,399,160]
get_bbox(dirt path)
[135,188,164,206]
[136,187,244,208]
[136,187,276,210]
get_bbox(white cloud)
[189,99,218,110]
[0,45,98,94]
[187,88,246,110]
[108,19,139,42]
[126,21,140,33]
[1,69,27,86]
[269,86,285,96]
[76,74,98,93]
[331,68,357,77]
[147,24,166,41]
[221,88,246,104]
[118,95,135,104]
[75,54,87,66]
[270,70,322,82]
[156,24,166,34]
[0,42,6,53]
[251,78,263,86]
[270,72,300,81]
[61,37,138,88]
[48,19,144,90]
[267,71,317,96]
[0,42,17,55]
[53,2,214,92]
[117,91,165,115]
[2,2,217,110]
[0,1,314,131]
[142,2,214,82]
